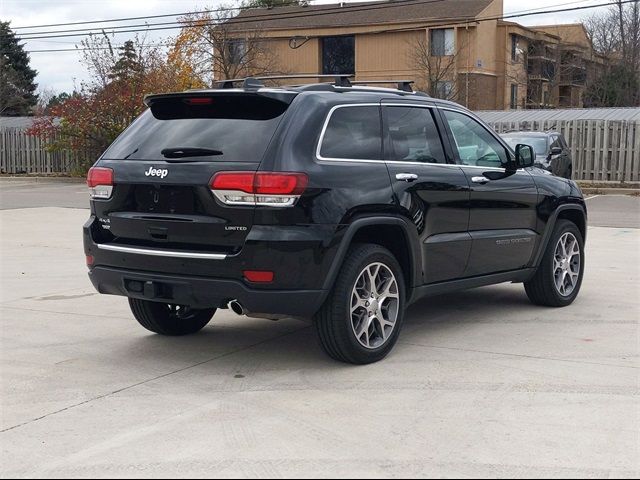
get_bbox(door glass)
[443,110,508,168]
[385,107,446,163]
[319,106,382,160]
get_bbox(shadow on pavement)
[115,284,537,372]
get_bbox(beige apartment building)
[227,0,605,110]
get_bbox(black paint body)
[84,87,587,317]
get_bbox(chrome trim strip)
[315,102,438,164]
[211,189,300,207]
[314,102,526,173]
[96,243,228,260]
[316,103,382,163]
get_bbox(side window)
[385,106,446,164]
[442,110,509,168]
[319,106,382,160]
[550,135,562,151]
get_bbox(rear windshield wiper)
[161,147,223,159]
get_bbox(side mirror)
[550,146,563,156]
[515,144,534,169]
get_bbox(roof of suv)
[145,78,475,117]
[172,79,473,109]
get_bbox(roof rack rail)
[351,80,414,92]
[217,74,354,89]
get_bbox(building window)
[321,36,355,75]
[434,80,454,99]
[430,28,455,56]
[227,39,246,65]
[510,84,518,109]
[511,35,519,62]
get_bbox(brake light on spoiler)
[210,172,308,207]
[87,167,114,199]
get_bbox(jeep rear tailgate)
[90,91,295,253]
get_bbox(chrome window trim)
[315,103,526,173]
[315,103,383,163]
[438,106,517,159]
[316,102,441,165]
[96,243,228,260]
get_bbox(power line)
[13,8,238,30]
[23,0,626,53]
[13,0,622,41]
[11,0,446,40]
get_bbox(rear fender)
[321,216,422,299]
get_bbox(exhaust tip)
[228,300,245,316]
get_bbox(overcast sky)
[1,0,613,94]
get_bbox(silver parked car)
[501,131,572,179]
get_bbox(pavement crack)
[0,326,310,434]
[399,341,639,370]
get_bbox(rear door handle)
[472,176,490,184]
[396,173,418,182]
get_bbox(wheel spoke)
[351,291,367,313]
[367,264,381,295]
[379,277,398,299]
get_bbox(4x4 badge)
[145,167,169,178]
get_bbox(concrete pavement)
[0,179,87,210]
[0,204,638,478]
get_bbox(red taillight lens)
[87,167,113,187]
[243,270,274,283]
[210,172,308,207]
[86,255,94,266]
[254,173,308,195]
[211,172,255,193]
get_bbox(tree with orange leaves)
[27,33,184,172]
[169,5,284,87]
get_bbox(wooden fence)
[2,118,639,181]
[0,127,80,174]
[488,119,640,182]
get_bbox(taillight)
[211,172,308,207]
[87,167,114,199]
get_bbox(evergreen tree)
[0,21,38,116]
[109,41,143,82]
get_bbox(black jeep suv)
[84,77,587,364]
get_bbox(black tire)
[525,219,584,307]
[128,298,216,336]
[315,243,406,364]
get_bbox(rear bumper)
[89,266,326,317]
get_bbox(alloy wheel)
[350,262,400,349]
[553,232,581,297]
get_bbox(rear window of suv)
[102,95,289,162]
